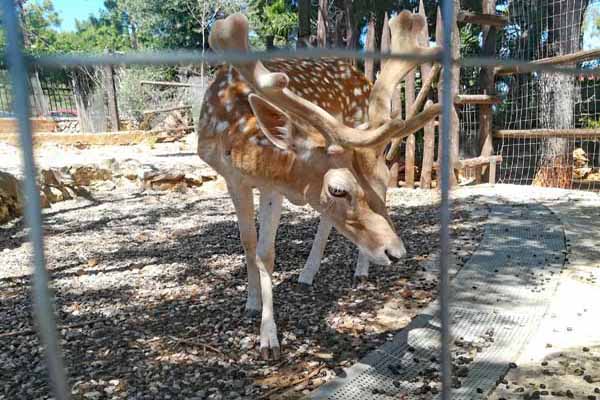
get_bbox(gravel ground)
[0,142,488,400]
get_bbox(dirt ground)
[0,141,487,400]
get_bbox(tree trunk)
[364,15,376,81]
[265,35,275,50]
[533,0,589,188]
[298,0,311,48]
[344,0,359,65]
[333,9,345,48]
[317,0,328,47]
[130,22,139,50]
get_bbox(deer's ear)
[248,94,293,150]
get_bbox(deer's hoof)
[353,276,370,288]
[260,345,281,361]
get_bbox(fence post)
[405,70,416,188]
[439,0,456,398]
[29,69,49,116]
[478,0,498,183]
[0,2,70,399]
[103,50,120,132]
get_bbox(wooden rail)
[140,80,203,88]
[434,155,502,169]
[143,105,192,115]
[495,48,600,76]
[434,155,502,184]
[455,94,501,105]
[457,11,508,28]
[494,128,600,139]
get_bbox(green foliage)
[249,0,297,47]
[117,66,175,121]
[582,117,600,128]
[0,0,60,53]
[118,0,246,49]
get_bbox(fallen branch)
[258,365,325,399]
[167,335,224,355]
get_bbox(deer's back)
[196,59,372,181]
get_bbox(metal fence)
[3,1,600,399]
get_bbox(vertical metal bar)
[0,2,70,399]
[439,0,455,399]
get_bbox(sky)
[53,0,105,31]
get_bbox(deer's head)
[207,12,440,265]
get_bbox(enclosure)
[1,0,600,400]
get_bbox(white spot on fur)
[216,120,229,133]
[353,88,363,96]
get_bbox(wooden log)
[385,63,440,160]
[420,99,436,189]
[489,157,497,185]
[436,5,460,187]
[477,0,499,183]
[454,94,501,105]
[405,70,416,189]
[495,48,600,76]
[0,126,194,147]
[457,11,508,28]
[143,105,192,115]
[29,69,49,116]
[494,128,600,139]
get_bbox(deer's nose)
[385,249,401,263]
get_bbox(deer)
[198,10,440,359]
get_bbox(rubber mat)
[310,203,567,399]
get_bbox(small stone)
[239,337,254,350]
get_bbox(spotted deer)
[198,11,440,359]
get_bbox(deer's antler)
[368,11,439,127]
[209,13,441,149]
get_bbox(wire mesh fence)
[496,0,600,190]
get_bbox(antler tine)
[368,11,439,127]
[208,13,441,149]
[208,14,289,91]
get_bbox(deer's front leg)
[256,191,283,359]
[228,183,261,315]
[298,217,333,285]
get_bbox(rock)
[239,337,254,351]
[43,186,66,203]
[68,165,112,186]
[0,171,23,224]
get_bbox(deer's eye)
[328,185,348,198]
